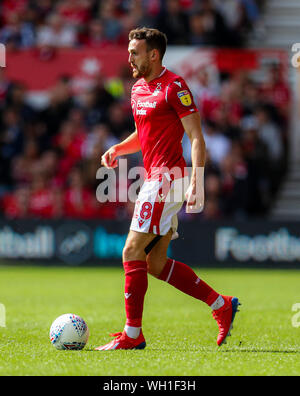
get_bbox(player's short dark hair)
[129,27,167,60]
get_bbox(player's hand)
[185,182,204,213]
[101,147,119,169]
[185,167,205,213]
[185,183,204,213]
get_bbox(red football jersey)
[131,67,198,180]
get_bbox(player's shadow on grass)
[219,349,300,354]
[149,346,300,354]
[83,346,300,354]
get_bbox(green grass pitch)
[0,265,300,376]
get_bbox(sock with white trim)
[158,258,221,308]
[124,325,141,339]
[210,295,225,310]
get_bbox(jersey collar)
[158,67,167,78]
[145,67,167,85]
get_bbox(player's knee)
[122,241,145,262]
[122,243,135,261]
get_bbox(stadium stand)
[0,0,290,221]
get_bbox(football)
[49,313,89,350]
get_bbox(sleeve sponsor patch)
[177,90,192,106]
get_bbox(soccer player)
[95,28,240,351]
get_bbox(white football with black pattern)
[49,313,89,350]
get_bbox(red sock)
[158,258,219,307]
[123,260,148,327]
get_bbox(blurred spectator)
[78,18,110,48]
[0,69,12,106]
[118,0,157,44]
[36,13,77,48]
[254,104,285,195]
[31,0,53,22]
[97,0,122,42]
[240,115,270,213]
[190,66,220,114]
[11,138,39,184]
[52,114,85,181]
[216,0,253,44]
[202,196,222,220]
[156,0,190,45]
[81,87,109,128]
[203,172,223,219]
[6,81,36,124]
[255,105,283,164]
[2,185,31,219]
[202,120,231,166]
[240,0,260,23]
[1,0,28,23]
[56,0,92,27]
[0,107,24,187]
[39,75,75,139]
[259,64,291,123]
[92,73,116,109]
[104,65,133,109]
[219,142,249,218]
[107,102,134,139]
[28,168,54,218]
[189,1,234,47]
[216,79,243,126]
[240,77,260,116]
[82,124,119,160]
[40,149,61,183]
[205,172,222,199]
[64,166,97,219]
[0,10,35,49]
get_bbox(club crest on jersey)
[153,82,162,96]
[177,90,192,106]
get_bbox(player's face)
[128,39,152,79]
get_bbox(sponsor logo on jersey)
[177,90,192,106]
[137,100,157,108]
[134,100,158,116]
[136,108,147,115]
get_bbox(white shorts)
[130,174,189,239]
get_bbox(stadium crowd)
[0,0,262,49]
[0,0,290,221]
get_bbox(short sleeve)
[166,78,198,119]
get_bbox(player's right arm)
[101,129,141,168]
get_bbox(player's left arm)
[181,112,206,213]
